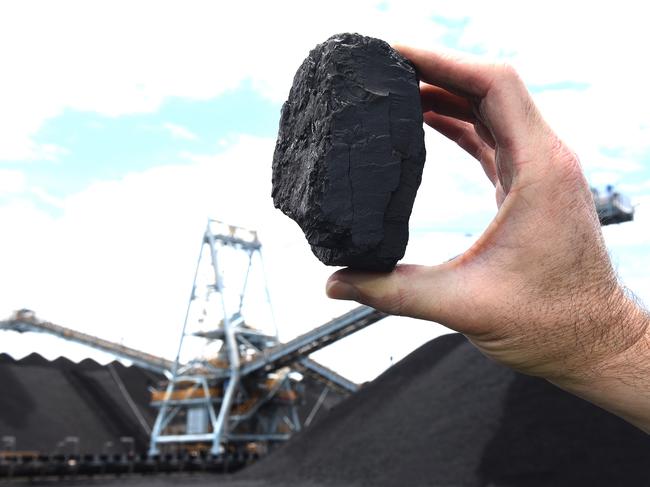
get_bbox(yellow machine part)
[276,389,298,401]
[207,358,228,369]
[150,372,298,404]
[150,386,221,402]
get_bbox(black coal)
[36,335,650,487]
[272,33,426,271]
[0,353,160,454]
[239,334,650,486]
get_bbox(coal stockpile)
[28,333,650,487]
[237,333,650,487]
[272,33,426,271]
[0,353,160,454]
[0,352,344,460]
[295,376,347,426]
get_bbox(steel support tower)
[148,219,300,456]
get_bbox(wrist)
[550,292,650,432]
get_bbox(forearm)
[550,295,650,432]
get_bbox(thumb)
[326,262,463,324]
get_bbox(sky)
[1,0,649,383]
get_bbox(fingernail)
[326,279,359,301]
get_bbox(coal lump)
[272,33,426,271]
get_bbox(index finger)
[394,44,495,99]
[396,44,544,167]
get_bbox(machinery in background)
[0,309,174,376]
[147,220,385,456]
[0,219,383,458]
[2,299,381,458]
[592,185,635,225]
[0,303,379,458]
[4,188,633,458]
[148,220,296,456]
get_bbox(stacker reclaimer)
[147,219,386,456]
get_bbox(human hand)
[326,45,650,429]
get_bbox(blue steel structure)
[147,220,387,456]
[148,220,291,455]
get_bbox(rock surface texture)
[272,33,425,271]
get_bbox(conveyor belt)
[0,309,373,394]
[0,313,174,375]
[296,357,360,394]
[241,306,388,376]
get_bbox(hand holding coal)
[272,33,426,271]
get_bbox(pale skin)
[326,45,650,432]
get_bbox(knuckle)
[490,63,528,97]
[499,62,521,81]
[550,137,582,175]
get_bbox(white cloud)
[163,122,198,141]
[29,187,66,208]
[0,169,26,194]
[0,0,443,160]
[5,0,647,164]
[620,179,650,195]
[410,128,496,232]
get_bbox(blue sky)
[5,74,649,227]
[3,82,280,201]
[1,0,649,382]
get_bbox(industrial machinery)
[1,297,381,458]
[148,220,295,455]
[592,186,635,225]
[0,309,174,376]
[3,189,632,458]
[146,220,385,456]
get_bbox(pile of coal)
[272,33,425,271]
[86,334,650,487]
[0,353,159,453]
[241,334,650,486]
